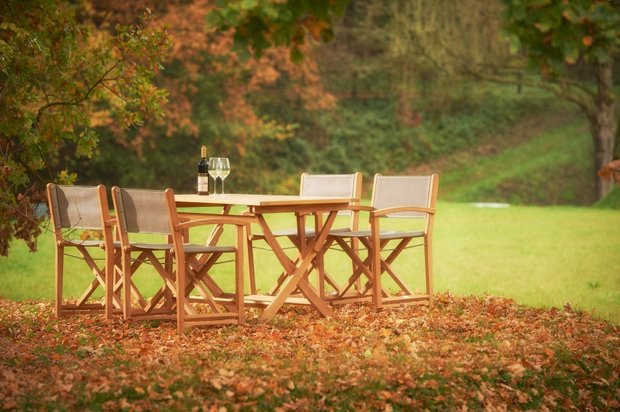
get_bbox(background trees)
[500,0,620,199]
[1,0,618,256]
[0,0,170,256]
[77,1,337,194]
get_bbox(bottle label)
[197,175,209,193]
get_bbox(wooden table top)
[174,193,353,208]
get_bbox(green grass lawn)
[1,202,619,323]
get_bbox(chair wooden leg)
[164,249,174,312]
[351,237,361,293]
[424,235,433,308]
[246,227,257,294]
[104,246,115,320]
[371,219,382,311]
[112,255,124,312]
[55,245,64,318]
[122,251,132,320]
[236,227,245,324]
[176,263,185,334]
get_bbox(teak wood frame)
[111,187,251,333]
[245,172,363,298]
[174,193,352,320]
[324,174,439,310]
[46,184,120,319]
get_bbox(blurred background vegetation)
[2,0,620,256]
[66,0,619,206]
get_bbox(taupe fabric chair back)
[301,173,358,197]
[300,173,362,216]
[48,185,103,230]
[112,188,171,234]
[371,175,435,218]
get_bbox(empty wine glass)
[220,158,230,194]
[209,157,221,194]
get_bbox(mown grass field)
[1,201,619,324]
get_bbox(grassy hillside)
[411,97,597,206]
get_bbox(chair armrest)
[176,215,257,230]
[177,212,230,220]
[371,206,435,217]
[349,205,374,212]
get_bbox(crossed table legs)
[249,206,341,320]
[174,194,350,321]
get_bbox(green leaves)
[208,0,350,61]
[534,21,553,33]
[0,0,171,256]
[240,0,259,9]
[501,0,620,73]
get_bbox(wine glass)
[209,157,222,194]
[220,158,230,194]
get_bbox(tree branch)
[468,68,597,115]
[34,62,119,125]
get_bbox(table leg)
[259,210,338,320]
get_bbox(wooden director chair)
[46,183,120,319]
[111,187,250,333]
[324,174,439,309]
[246,172,363,298]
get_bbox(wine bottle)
[197,145,209,195]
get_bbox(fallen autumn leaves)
[1,293,618,411]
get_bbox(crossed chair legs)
[111,243,244,329]
[69,231,432,322]
[325,232,433,309]
[54,239,123,319]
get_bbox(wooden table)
[174,193,352,320]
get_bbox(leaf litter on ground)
[0,292,618,411]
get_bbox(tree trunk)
[590,63,617,200]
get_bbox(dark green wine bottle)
[197,145,209,195]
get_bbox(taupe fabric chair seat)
[330,229,425,240]
[182,244,236,254]
[61,239,106,247]
[123,243,235,254]
[123,242,173,251]
[61,239,122,249]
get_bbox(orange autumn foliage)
[597,159,620,185]
[90,0,335,157]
